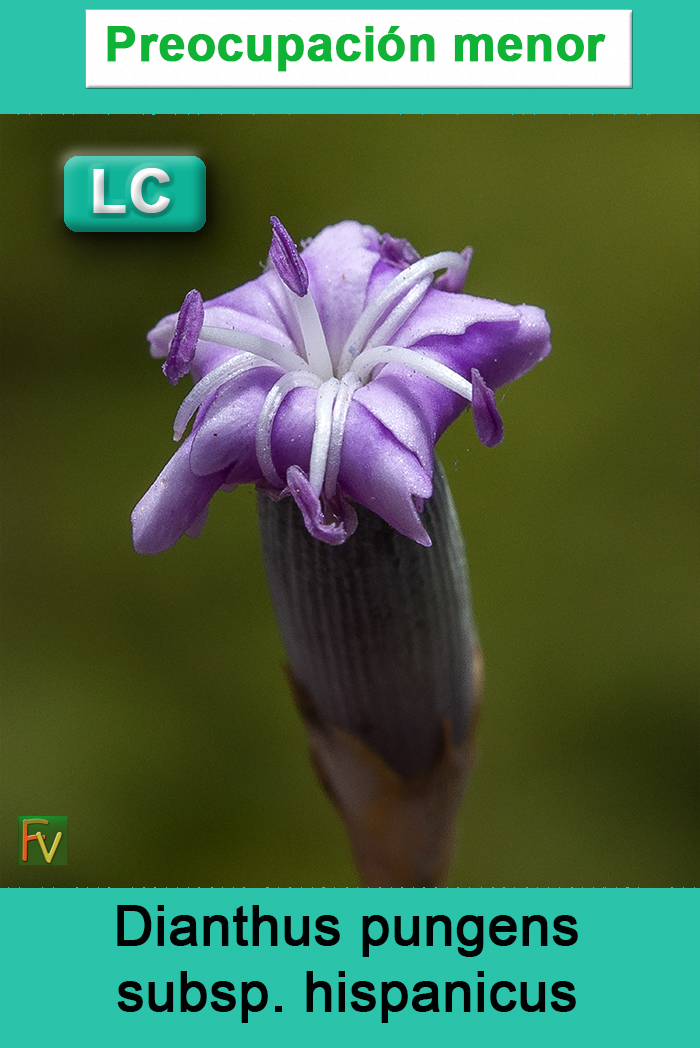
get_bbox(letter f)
[22,819,48,861]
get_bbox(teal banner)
[1,888,696,1044]
[1,0,699,112]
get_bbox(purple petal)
[389,281,551,392]
[204,270,300,351]
[255,383,316,482]
[353,302,548,468]
[391,286,521,346]
[131,433,228,555]
[268,383,434,544]
[434,246,473,292]
[286,466,358,545]
[415,316,551,395]
[337,401,433,546]
[189,368,281,478]
[186,505,210,538]
[354,368,453,472]
[379,233,421,269]
[269,216,309,297]
[162,289,204,386]
[470,368,504,447]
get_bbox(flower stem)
[258,459,483,887]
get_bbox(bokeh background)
[2,115,698,887]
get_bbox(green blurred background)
[2,115,698,888]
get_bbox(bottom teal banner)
[1,888,694,1044]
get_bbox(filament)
[173,355,280,441]
[199,325,309,373]
[324,373,361,499]
[349,345,474,401]
[308,378,341,496]
[338,251,467,375]
[290,292,334,381]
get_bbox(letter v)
[35,831,62,863]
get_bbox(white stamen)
[255,370,322,487]
[324,373,361,499]
[173,354,279,441]
[308,378,341,496]
[291,292,334,381]
[349,345,474,401]
[337,251,467,376]
[365,277,431,352]
[200,325,309,374]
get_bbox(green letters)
[140,34,158,62]
[497,34,522,62]
[557,34,584,62]
[336,34,360,62]
[247,35,271,62]
[588,34,605,61]
[218,34,242,62]
[410,34,435,62]
[455,34,493,62]
[160,35,184,62]
[527,34,551,62]
[109,21,609,72]
[107,25,135,62]
[278,34,304,72]
[308,34,333,62]
[188,34,215,62]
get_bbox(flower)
[132,218,550,554]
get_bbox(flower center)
[164,220,504,511]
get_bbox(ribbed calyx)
[258,459,479,780]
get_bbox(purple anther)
[269,216,309,297]
[162,289,204,386]
[286,465,358,545]
[379,233,421,270]
[470,368,504,447]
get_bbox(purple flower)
[132,219,550,554]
